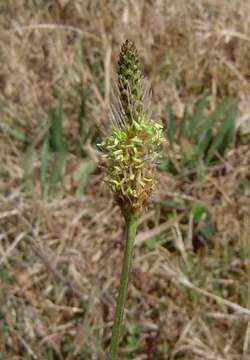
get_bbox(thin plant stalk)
[108,212,138,360]
[100,40,163,359]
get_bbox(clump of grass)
[100,40,163,359]
[18,92,96,199]
[159,94,238,176]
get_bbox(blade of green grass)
[206,102,237,163]
[40,132,50,198]
[197,97,234,155]
[178,105,189,140]
[180,140,197,167]
[190,92,208,138]
[74,161,95,198]
[218,102,238,156]
[0,124,29,145]
[166,104,175,149]
[22,145,35,192]
[47,105,68,196]
[48,150,67,196]
[48,107,67,153]
[74,37,85,65]
[76,91,88,157]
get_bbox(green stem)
[108,212,138,360]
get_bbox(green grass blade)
[48,149,67,196]
[180,140,197,168]
[40,132,50,198]
[219,102,238,155]
[166,104,175,149]
[76,91,88,157]
[74,37,85,65]
[48,107,67,153]
[178,105,189,140]
[47,106,68,196]
[197,97,234,155]
[190,92,208,138]
[0,124,29,145]
[206,102,237,163]
[74,161,95,198]
[22,145,35,192]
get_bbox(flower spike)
[100,40,163,214]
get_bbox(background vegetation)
[0,1,250,359]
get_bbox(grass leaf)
[0,124,29,145]
[76,91,88,157]
[197,97,234,155]
[190,92,208,138]
[48,106,67,153]
[47,106,68,196]
[74,161,95,198]
[205,102,237,163]
[218,102,238,156]
[40,132,50,198]
[48,150,67,196]
[22,145,35,192]
[178,105,189,140]
[166,104,175,149]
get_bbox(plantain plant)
[100,40,163,359]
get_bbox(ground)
[0,1,250,359]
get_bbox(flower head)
[100,40,163,213]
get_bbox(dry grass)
[0,1,250,359]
